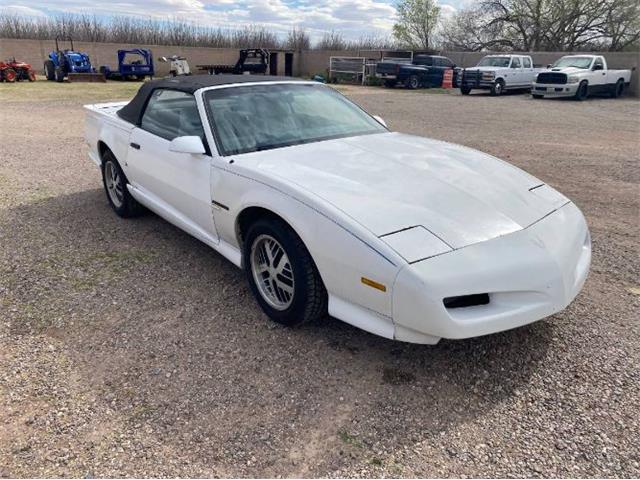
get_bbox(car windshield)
[204,83,387,156]
[477,57,511,67]
[552,56,593,69]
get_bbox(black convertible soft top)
[117,74,304,125]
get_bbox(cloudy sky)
[0,0,471,40]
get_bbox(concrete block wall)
[1,38,638,95]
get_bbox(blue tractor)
[99,49,154,81]
[44,36,101,82]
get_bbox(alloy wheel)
[250,234,295,310]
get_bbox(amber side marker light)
[361,277,387,292]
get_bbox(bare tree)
[392,0,441,49]
[440,0,640,51]
[285,27,311,50]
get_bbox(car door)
[508,56,523,86]
[589,57,607,93]
[126,88,217,239]
[522,56,534,84]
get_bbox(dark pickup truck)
[376,55,457,89]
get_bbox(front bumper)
[532,82,578,97]
[458,79,495,90]
[392,202,591,343]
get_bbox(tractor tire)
[54,67,65,83]
[44,60,55,81]
[4,68,16,83]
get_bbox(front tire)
[405,75,419,90]
[532,94,544,99]
[101,151,145,218]
[244,218,327,327]
[575,81,588,101]
[460,86,471,95]
[490,79,504,96]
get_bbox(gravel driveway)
[1,82,638,478]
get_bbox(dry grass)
[0,76,141,102]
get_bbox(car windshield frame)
[202,82,387,157]
[477,57,512,68]
[551,56,593,69]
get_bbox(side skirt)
[127,184,242,268]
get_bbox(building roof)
[117,74,302,125]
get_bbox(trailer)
[197,49,269,75]
[99,49,154,81]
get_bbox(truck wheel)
[611,79,624,98]
[490,79,504,96]
[383,79,396,88]
[44,60,55,81]
[460,86,471,95]
[54,67,65,82]
[101,151,145,218]
[575,81,588,101]
[532,94,544,99]
[406,75,419,89]
[244,217,327,327]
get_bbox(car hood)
[248,132,568,249]
[548,67,587,74]
[469,66,509,72]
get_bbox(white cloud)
[1,0,462,40]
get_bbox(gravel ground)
[0,81,638,478]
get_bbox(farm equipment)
[44,36,104,82]
[99,49,154,81]
[2,58,36,82]
[197,48,269,75]
[158,55,191,76]
[0,62,17,82]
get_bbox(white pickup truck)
[532,55,632,100]
[457,54,543,95]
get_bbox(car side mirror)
[169,136,206,154]
[372,115,387,128]
[546,64,552,68]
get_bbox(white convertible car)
[85,76,591,344]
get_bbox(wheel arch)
[235,206,305,261]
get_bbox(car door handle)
[130,142,141,150]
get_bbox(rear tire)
[575,81,588,101]
[101,151,145,218]
[383,79,396,88]
[54,67,65,82]
[460,86,471,95]
[243,217,327,327]
[405,75,419,90]
[611,79,624,98]
[44,60,55,81]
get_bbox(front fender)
[211,165,403,318]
